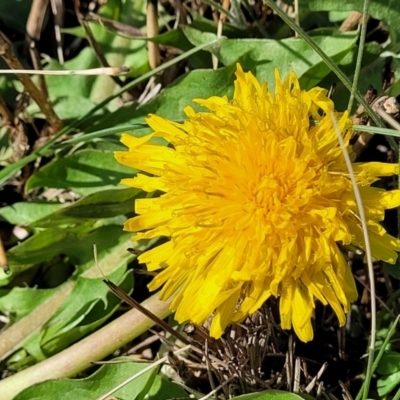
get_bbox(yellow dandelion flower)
[115,64,400,342]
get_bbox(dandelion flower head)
[115,64,400,342]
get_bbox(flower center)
[256,175,281,206]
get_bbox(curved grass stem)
[331,110,375,400]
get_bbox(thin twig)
[0,67,130,75]
[0,235,10,274]
[212,0,229,70]
[73,0,125,87]
[305,362,328,393]
[293,0,299,37]
[293,357,301,393]
[26,0,49,96]
[198,374,237,400]
[104,279,191,346]
[50,0,64,64]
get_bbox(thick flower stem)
[0,294,172,400]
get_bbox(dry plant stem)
[147,0,160,69]
[340,11,362,32]
[212,0,229,70]
[50,0,64,64]
[87,12,144,37]
[81,20,124,87]
[375,108,400,140]
[0,67,129,76]
[199,375,236,400]
[26,0,48,40]
[0,294,172,400]
[0,235,9,273]
[26,0,50,97]
[0,31,63,132]
[72,0,124,87]
[293,0,299,37]
[104,279,190,345]
[330,111,376,400]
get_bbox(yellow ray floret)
[114,64,400,342]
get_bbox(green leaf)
[376,350,400,396]
[299,0,400,43]
[89,29,356,133]
[23,269,133,360]
[0,126,14,163]
[233,390,315,400]
[383,256,400,279]
[87,64,237,132]
[6,225,131,268]
[42,268,128,342]
[34,188,143,226]
[0,234,145,364]
[0,202,66,226]
[0,287,59,320]
[6,228,70,267]
[13,360,160,400]
[25,149,135,195]
[376,350,400,375]
[148,28,193,51]
[189,29,358,88]
[145,375,189,400]
[377,370,400,396]
[0,0,32,33]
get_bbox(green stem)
[355,315,400,400]
[347,0,369,112]
[0,294,172,400]
[392,386,400,400]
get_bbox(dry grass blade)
[0,235,10,274]
[104,279,191,345]
[305,362,328,392]
[147,0,160,68]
